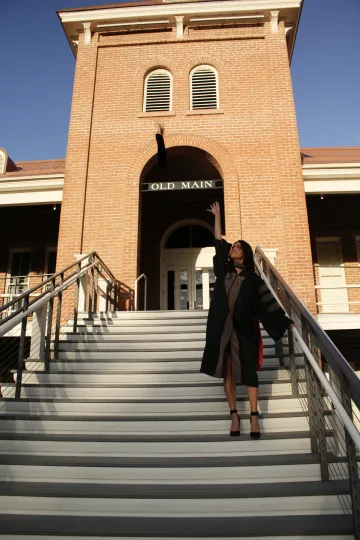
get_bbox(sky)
[0,0,359,162]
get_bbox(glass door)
[166,266,191,310]
[162,248,215,310]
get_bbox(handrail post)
[134,274,147,311]
[94,263,99,313]
[44,278,55,372]
[307,327,329,480]
[15,296,29,399]
[340,372,360,539]
[302,318,319,454]
[73,262,81,334]
[53,272,64,360]
[29,303,47,361]
[88,256,94,315]
[284,291,298,397]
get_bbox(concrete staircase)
[0,310,354,539]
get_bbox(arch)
[127,133,237,188]
[123,133,241,281]
[161,219,213,250]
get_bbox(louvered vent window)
[144,69,172,112]
[191,66,219,110]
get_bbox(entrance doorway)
[139,146,224,310]
[161,223,215,310]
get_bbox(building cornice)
[58,1,301,23]
[58,0,301,56]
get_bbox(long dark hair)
[225,239,256,275]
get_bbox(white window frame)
[4,248,32,309]
[44,246,57,277]
[356,237,360,263]
[190,65,219,111]
[6,248,32,279]
[143,69,173,113]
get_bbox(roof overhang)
[0,174,64,206]
[57,0,302,58]
[303,163,360,195]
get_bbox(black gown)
[200,239,292,386]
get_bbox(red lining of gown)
[255,316,264,371]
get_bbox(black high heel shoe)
[230,409,240,437]
[250,411,261,440]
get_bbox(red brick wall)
[57,21,316,311]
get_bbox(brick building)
[1,0,360,364]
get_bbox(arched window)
[143,69,172,112]
[190,65,219,110]
[165,224,213,249]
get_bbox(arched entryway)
[139,146,225,310]
[161,220,216,310]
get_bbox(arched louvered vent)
[144,69,172,112]
[190,66,219,110]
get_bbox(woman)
[200,202,292,439]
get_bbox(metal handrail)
[0,252,92,314]
[256,257,360,450]
[255,246,360,538]
[255,246,360,410]
[0,252,119,400]
[0,259,96,338]
[134,274,147,311]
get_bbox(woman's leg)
[224,356,239,432]
[247,386,260,433]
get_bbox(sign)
[141,179,223,192]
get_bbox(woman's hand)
[208,202,222,240]
[207,201,221,216]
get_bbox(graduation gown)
[200,239,292,385]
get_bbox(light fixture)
[320,195,324,200]
[53,205,56,210]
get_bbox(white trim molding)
[303,163,360,195]
[59,0,301,57]
[318,313,360,331]
[0,174,64,206]
[59,1,302,24]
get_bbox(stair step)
[0,462,321,484]
[1,534,354,540]
[0,397,304,416]
[0,436,313,457]
[2,381,295,399]
[62,324,209,333]
[24,357,281,372]
[0,493,344,516]
[62,324,271,337]
[0,415,310,435]
[55,349,278,360]
[0,515,353,538]
[15,369,290,386]
[58,333,275,344]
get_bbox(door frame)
[315,236,348,313]
[160,220,214,311]
[161,247,215,310]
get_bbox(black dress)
[200,239,292,386]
